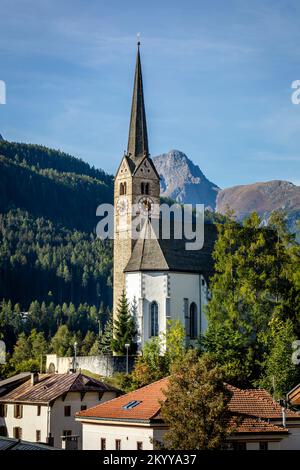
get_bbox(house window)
[0,404,7,417]
[150,301,159,337]
[64,405,71,417]
[115,439,121,450]
[80,405,87,411]
[190,303,198,339]
[36,430,41,442]
[141,182,149,195]
[0,426,7,437]
[101,438,106,450]
[14,404,23,419]
[63,430,72,437]
[232,442,247,450]
[37,405,41,416]
[13,427,22,439]
[259,442,268,450]
[137,441,143,450]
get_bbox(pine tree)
[99,310,114,355]
[111,290,137,355]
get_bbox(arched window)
[123,182,127,194]
[145,183,149,195]
[120,182,127,195]
[141,182,145,194]
[150,301,159,337]
[190,303,197,339]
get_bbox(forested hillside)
[0,140,114,359]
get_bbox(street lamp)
[125,343,130,375]
[74,341,78,372]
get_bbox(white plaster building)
[0,372,119,449]
[76,377,300,451]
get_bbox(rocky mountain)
[153,149,220,210]
[216,180,300,235]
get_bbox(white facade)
[0,390,116,449]
[80,421,166,450]
[126,271,208,349]
[79,421,298,450]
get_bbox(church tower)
[113,43,160,320]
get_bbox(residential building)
[76,377,300,450]
[0,372,119,449]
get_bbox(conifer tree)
[111,290,137,355]
[99,311,114,355]
[204,211,297,387]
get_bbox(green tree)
[160,351,233,450]
[50,325,73,356]
[11,333,31,363]
[130,320,186,389]
[99,311,114,354]
[81,331,96,356]
[29,329,48,360]
[258,317,299,399]
[204,211,298,387]
[111,291,137,355]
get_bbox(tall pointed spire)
[127,42,149,160]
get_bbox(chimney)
[31,372,39,386]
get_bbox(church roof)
[127,43,149,160]
[124,219,217,280]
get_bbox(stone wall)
[46,354,135,377]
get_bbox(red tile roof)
[77,377,169,421]
[76,377,299,435]
[227,385,299,419]
[0,373,119,404]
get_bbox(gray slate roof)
[124,219,217,281]
[0,436,60,450]
[0,373,31,397]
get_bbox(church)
[113,43,217,350]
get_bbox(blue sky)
[1,0,300,188]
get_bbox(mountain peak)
[153,150,220,209]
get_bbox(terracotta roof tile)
[77,377,169,421]
[77,377,300,435]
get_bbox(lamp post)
[74,341,78,372]
[125,343,130,375]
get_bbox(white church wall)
[125,271,209,348]
[126,271,167,345]
[169,273,207,338]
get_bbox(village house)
[76,377,300,450]
[0,372,119,449]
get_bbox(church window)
[150,301,159,337]
[120,182,127,195]
[141,182,149,195]
[190,303,198,339]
